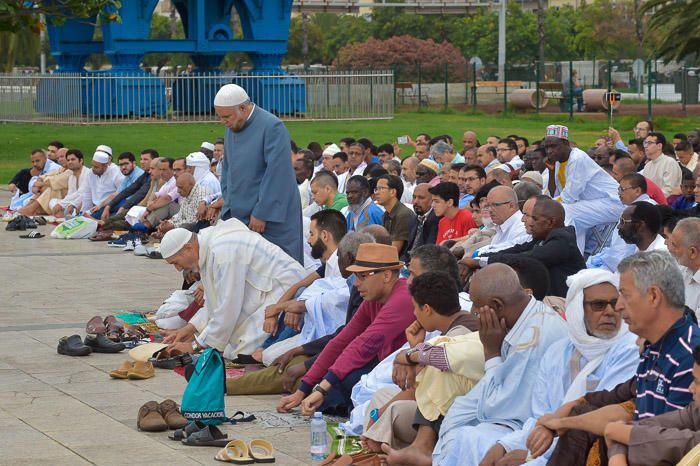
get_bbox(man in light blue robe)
[214,84,303,264]
[431,264,567,466]
[476,269,640,465]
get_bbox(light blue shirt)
[117,166,144,192]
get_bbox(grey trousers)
[146,202,179,228]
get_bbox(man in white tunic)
[430,264,567,466]
[160,219,307,359]
[185,151,221,200]
[476,269,639,466]
[81,150,124,217]
[543,125,623,254]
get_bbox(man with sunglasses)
[277,243,414,416]
[478,269,639,466]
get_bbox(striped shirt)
[635,311,700,419]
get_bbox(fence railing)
[0,70,394,124]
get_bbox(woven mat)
[249,410,347,428]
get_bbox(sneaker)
[122,240,136,252]
[134,243,148,256]
[107,232,134,247]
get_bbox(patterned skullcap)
[545,125,569,140]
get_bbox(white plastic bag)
[50,216,98,239]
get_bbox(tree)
[641,0,699,62]
[0,0,121,33]
[572,0,644,59]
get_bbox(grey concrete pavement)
[0,190,312,466]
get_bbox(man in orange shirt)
[429,182,477,246]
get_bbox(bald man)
[427,264,567,466]
[461,195,585,297]
[156,173,210,234]
[462,131,479,153]
[469,186,531,258]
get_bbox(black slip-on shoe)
[84,334,126,353]
[57,335,92,356]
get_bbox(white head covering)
[160,228,193,259]
[92,151,110,164]
[186,151,211,182]
[562,269,627,402]
[214,84,249,107]
[200,142,215,151]
[322,144,341,157]
[96,144,112,157]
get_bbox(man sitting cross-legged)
[154,172,210,235]
[361,271,485,458]
[478,268,640,466]
[537,250,700,466]
[429,264,567,466]
[277,243,414,416]
[49,149,89,218]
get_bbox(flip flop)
[215,439,254,464]
[33,216,47,225]
[19,231,44,239]
[169,421,206,441]
[249,439,275,463]
[181,424,229,447]
[229,411,256,424]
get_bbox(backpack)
[180,348,226,425]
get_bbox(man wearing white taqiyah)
[477,268,639,466]
[160,219,307,359]
[81,150,124,218]
[214,83,304,264]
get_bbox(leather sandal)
[169,420,205,441]
[86,315,106,334]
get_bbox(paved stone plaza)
[0,191,311,466]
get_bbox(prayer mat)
[327,421,364,456]
[249,410,346,428]
[115,312,149,325]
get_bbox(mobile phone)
[397,136,408,145]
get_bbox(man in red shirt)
[429,182,477,246]
[277,243,414,416]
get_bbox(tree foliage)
[640,0,700,62]
[0,0,121,33]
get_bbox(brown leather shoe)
[127,361,155,380]
[159,399,188,429]
[109,360,134,379]
[137,401,168,432]
[86,315,106,334]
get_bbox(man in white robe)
[185,151,221,201]
[51,149,90,217]
[81,151,124,217]
[429,264,567,466]
[159,219,307,359]
[476,269,639,466]
[543,125,623,254]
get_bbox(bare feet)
[360,435,384,453]
[381,443,432,466]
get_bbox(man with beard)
[262,210,348,344]
[346,175,384,231]
[402,183,440,263]
[617,201,667,254]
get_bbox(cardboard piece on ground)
[128,342,168,362]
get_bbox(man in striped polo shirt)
[528,250,700,466]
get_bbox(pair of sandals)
[6,215,37,231]
[149,347,193,369]
[86,315,125,342]
[215,439,275,464]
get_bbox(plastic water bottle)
[310,411,329,462]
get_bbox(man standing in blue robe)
[213,84,303,264]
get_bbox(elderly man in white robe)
[185,151,221,201]
[159,218,307,359]
[477,269,640,466]
[543,125,623,255]
[428,264,567,466]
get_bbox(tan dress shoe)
[127,361,155,380]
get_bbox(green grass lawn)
[2,110,699,181]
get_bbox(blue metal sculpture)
[40,0,304,117]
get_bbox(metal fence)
[389,59,700,119]
[0,70,394,124]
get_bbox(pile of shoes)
[6,215,37,231]
[86,315,126,342]
[57,334,126,356]
[137,399,188,432]
[109,360,155,380]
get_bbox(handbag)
[180,348,226,424]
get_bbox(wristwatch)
[191,340,202,353]
[405,347,420,365]
[312,384,328,397]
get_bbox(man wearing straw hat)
[213,83,303,264]
[277,243,415,416]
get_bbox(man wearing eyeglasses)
[277,243,414,416]
[478,269,639,466]
[641,132,682,197]
[616,201,667,254]
[538,251,700,466]
[458,164,487,209]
